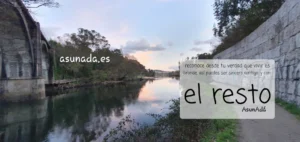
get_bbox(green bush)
[104,98,237,142]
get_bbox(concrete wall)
[214,0,300,105]
[0,1,53,102]
[0,1,52,80]
[0,78,45,102]
[0,2,32,79]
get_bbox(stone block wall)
[0,78,45,102]
[0,3,33,79]
[213,0,300,105]
[0,1,54,102]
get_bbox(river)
[0,78,179,142]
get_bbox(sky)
[31,0,217,71]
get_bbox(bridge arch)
[41,42,51,83]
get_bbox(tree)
[22,0,59,8]
[1,0,59,9]
[197,53,212,59]
[212,0,285,55]
[213,0,284,37]
[71,28,110,50]
[51,28,149,80]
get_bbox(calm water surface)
[0,78,179,142]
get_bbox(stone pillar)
[33,22,42,78]
[48,48,54,84]
[0,78,45,102]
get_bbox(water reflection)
[0,78,179,142]
[0,100,49,142]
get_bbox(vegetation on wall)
[189,0,285,60]
[212,0,285,56]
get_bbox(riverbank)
[45,77,156,96]
[202,120,237,142]
[0,78,180,142]
[104,98,237,142]
[104,83,237,142]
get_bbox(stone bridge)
[0,0,54,102]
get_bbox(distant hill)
[153,70,170,77]
[153,70,169,73]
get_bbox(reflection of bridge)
[0,100,49,142]
[0,0,54,102]
[0,80,147,142]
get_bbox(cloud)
[105,22,133,48]
[194,39,211,45]
[119,23,129,35]
[132,51,152,68]
[125,54,137,60]
[190,47,203,52]
[121,39,166,54]
[169,65,179,70]
[180,53,184,56]
[194,37,220,46]
[167,41,173,47]
[41,26,61,39]
[156,0,174,2]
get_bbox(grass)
[276,98,300,120]
[201,83,237,142]
[105,82,238,142]
[200,98,300,142]
[202,119,237,142]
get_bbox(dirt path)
[238,104,300,142]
